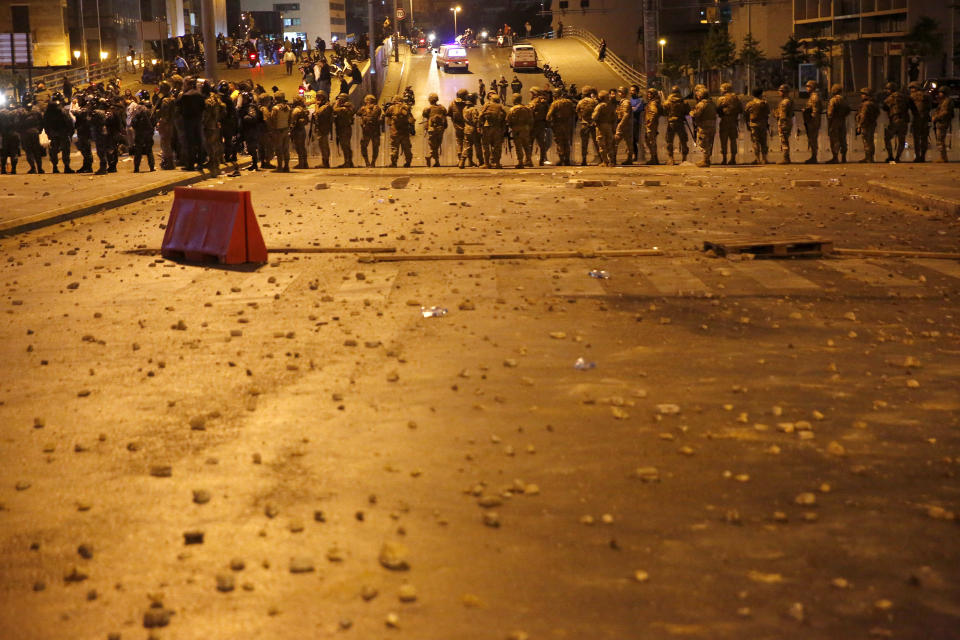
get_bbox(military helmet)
[490,94,501,103]
[694,84,708,97]
[316,90,328,100]
[137,89,150,101]
[364,94,376,104]
[597,90,609,102]
[552,87,562,98]
[158,80,171,94]
[720,82,733,93]
[512,93,522,104]
[274,91,286,103]
[778,84,790,93]
[646,87,658,97]
[580,85,593,95]
[805,79,817,88]
[907,81,921,91]
[830,83,842,95]
[884,82,898,91]
[859,87,872,96]
[670,85,681,95]
[456,88,469,99]
[336,92,348,100]
[428,92,439,103]
[468,92,478,104]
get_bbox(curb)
[866,180,960,216]
[0,172,210,237]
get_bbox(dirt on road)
[1,164,959,640]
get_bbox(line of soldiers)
[637,80,956,167]
[2,78,955,176]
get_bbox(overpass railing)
[29,61,122,94]
[563,25,645,90]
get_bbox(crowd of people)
[0,74,956,176]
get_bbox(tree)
[780,36,807,84]
[905,16,944,58]
[738,32,764,92]
[701,24,735,79]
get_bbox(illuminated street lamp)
[73,50,82,66]
[450,5,461,40]
[99,50,109,60]
[658,38,666,64]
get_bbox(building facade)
[1,0,72,67]
[239,0,342,43]
[793,0,956,89]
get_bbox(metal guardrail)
[563,25,645,90]
[30,61,121,94]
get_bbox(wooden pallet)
[703,236,833,258]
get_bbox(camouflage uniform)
[480,95,507,168]
[592,91,617,167]
[882,83,910,162]
[932,90,954,163]
[643,89,662,165]
[333,94,355,168]
[155,83,177,169]
[385,97,415,167]
[690,85,716,167]
[311,92,333,168]
[200,90,225,175]
[268,92,291,172]
[716,83,742,164]
[529,89,551,165]
[575,87,599,165]
[908,81,933,162]
[855,88,880,163]
[460,94,483,168]
[258,93,275,168]
[546,89,576,166]
[357,95,383,167]
[613,87,635,165]
[422,93,448,167]
[743,92,770,164]
[290,96,310,169]
[507,93,534,168]
[448,90,469,161]
[663,86,689,165]
[826,84,850,163]
[801,81,824,163]
[774,85,794,164]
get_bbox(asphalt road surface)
[1,163,959,639]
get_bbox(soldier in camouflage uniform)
[480,93,507,169]
[644,88,662,165]
[613,86,635,165]
[422,93,448,167]
[717,82,742,165]
[311,91,333,168]
[882,82,910,163]
[743,87,770,165]
[268,92,291,172]
[333,93,355,168]
[201,84,225,175]
[801,79,824,164]
[663,85,689,165]
[826,83,850,164]
[357,94,383,167]
[690,84,716,167]
[449,89,469,162]
[546,87,576,166]
[592,90,617,167]
[529,88,550,165]
[385,94,415,167]
[460,93,483,168]
[258,92,275,169]
[507,93,534,168]
[290,94,310,169]
[855,87,879,163]
[155,82,177,169]
[908,81,932,162]
[774,84,794,164]
[575,85,599,165]
[932,87,955,163]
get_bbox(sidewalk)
[0,167,208,236]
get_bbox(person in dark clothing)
[598,38,607,62]
[73,95,94,172]
[19,96,45,173]
[176,79,206,170]
[129,90,156,172]
[239,92,263,171]
[350,63,362,89]
[0,101,22,174]
[61,76,73,101]
[42,93,75,173]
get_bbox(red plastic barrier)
[161,188,268,264]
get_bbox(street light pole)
[451,6,461,41]
[658,38,665,63]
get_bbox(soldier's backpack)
[273,103,291,129]
[428,109,446,131]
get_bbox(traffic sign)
[396,8,405,20]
